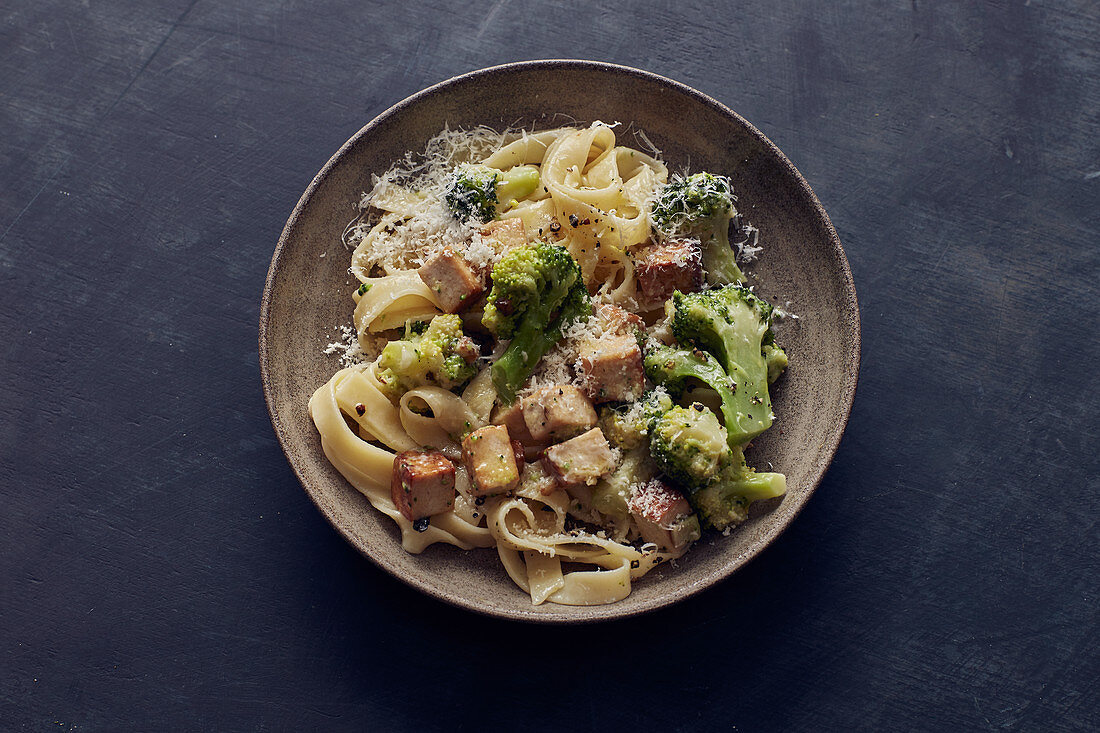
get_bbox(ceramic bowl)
[259,60,860,622]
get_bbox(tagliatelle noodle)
[309,369,493,553]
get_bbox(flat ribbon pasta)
[483,483,670,605]
[310,369,492,553]
[540,123,667,291]
[399,386,484,461]
[353,271,442,336]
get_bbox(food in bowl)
[308,121,789,606]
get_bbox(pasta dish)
[309,122,788,605]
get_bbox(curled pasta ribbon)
[484,487,670,606]
[541,123,667,286]
[310,369,492,553]
[353,271,442,336]
[483,129,567,169]
[399,386,484,461]
[334,366,418,452]
[351,212,406,277]
[460,366,497,426]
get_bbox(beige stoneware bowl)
[259,60,860,622]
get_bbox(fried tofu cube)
[492,400,541,446]
[521,385,597,442]
[634,239,704,305]
[390,450,457,521]
[482,218,527,254]
[628,479,701,551]
[577,334,645,403]
[542,428,617,486]
[418,247,484,313]
[461,425,521,496]
[594,302,644,336]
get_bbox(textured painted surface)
[1,0,1097,730]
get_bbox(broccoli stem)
[689,463,786,530]
[496,166,540,211]
[700,227,745,285]
[491,313,553,404]
[644,345,746,449]
[491,292,588,405]
[722,469,786,502]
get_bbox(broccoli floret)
[763,342,788,384]
[648,403,729,491]
[597,389,674,450]
[690,446,786,530]
[669,284,778,443]
[644,343,750,450]
[444,164,540,223]
[481,242,591,404]
[376,314,479,397]
[628,380,786,531]
[651,172,743,284]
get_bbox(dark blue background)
[2,1,1097,730]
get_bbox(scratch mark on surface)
[64,19,80,55]
[0,154,72,248]
[105,0,201,116]
[474,0,508,42]
[933,240,954,270]
[161,34,216,73]
[1084,170,1100,180]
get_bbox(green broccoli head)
[444,164,540,224]
[481,242,591,403]
[651,172,743,284]
[690,446,786,530]
[651,172,734,230]
[648,402,729,492]
[376,314,479,397]
[483,242,578,338]
[645,343,753,450]
[669,284,778,443]
[598,388,674,450]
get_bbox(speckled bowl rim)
[260,59,860,623]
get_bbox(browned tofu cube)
[594,302,644,336]
[491,400,540,446]
[628,480,701,551]
[521,385,597,442]
[390,450,457,521]
[418,247,484,313]
[482,218,527,254]
[461,425,521,496]
[634,239,704,305]
[577,334,645,403]
[542,428,617,486]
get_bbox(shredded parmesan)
[344,125,521,274]
[462,231,498,272]
[323,324,365,367]
[323,323,384,367]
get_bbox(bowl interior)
[260,61,859,622]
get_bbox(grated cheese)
[323,323,384,367]
[344,125,520,273]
